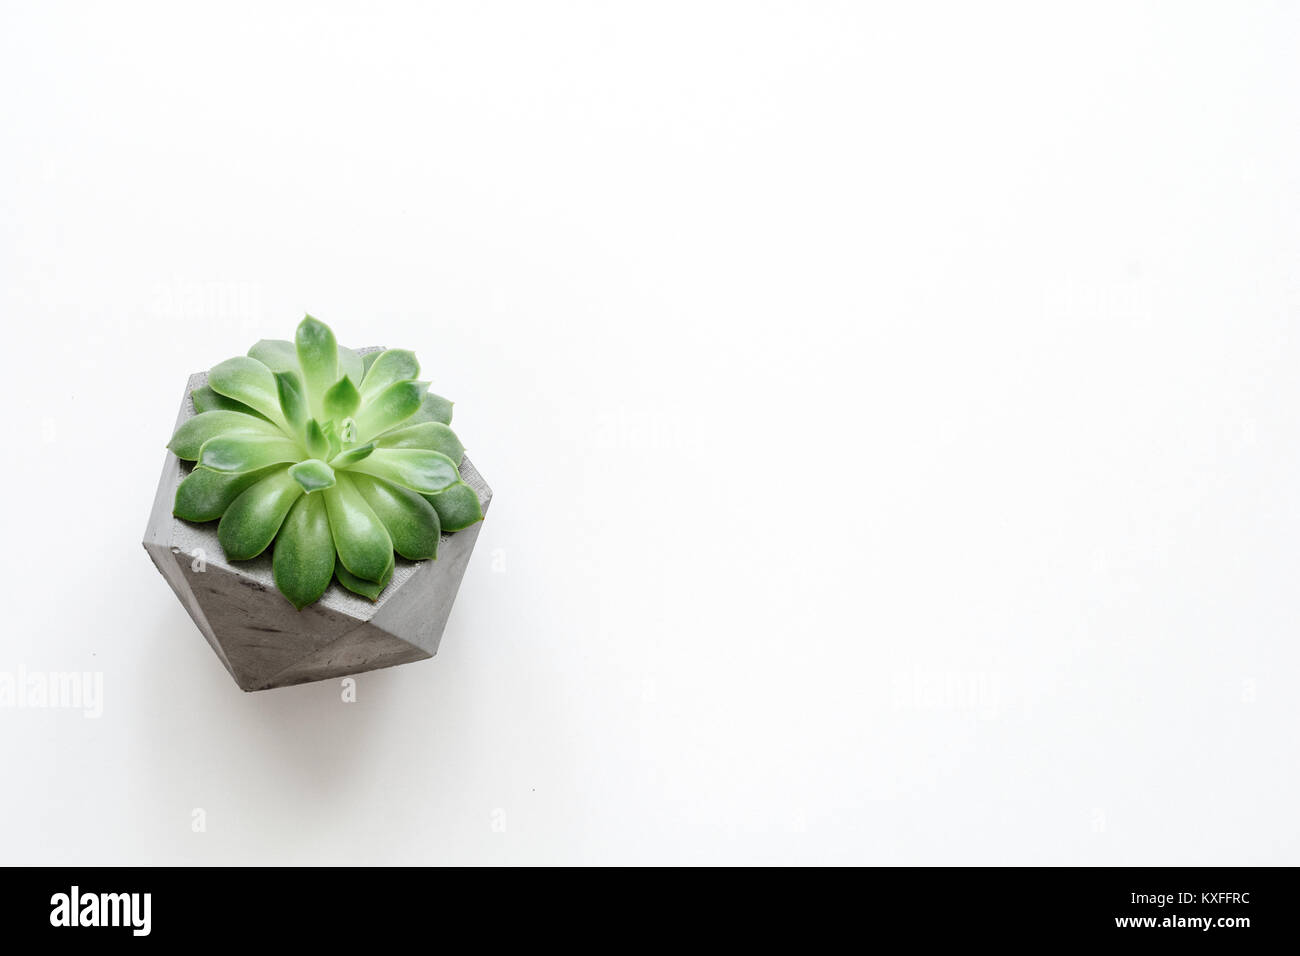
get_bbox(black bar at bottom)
[2,866,1284,942]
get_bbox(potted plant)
[142,315,492,691]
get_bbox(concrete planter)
[142,362,492,692]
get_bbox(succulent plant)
[167,315,483,609]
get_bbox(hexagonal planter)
[142,363,492,692]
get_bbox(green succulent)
[167,315,483,609]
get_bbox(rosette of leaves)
[167,315,483,609]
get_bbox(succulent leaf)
[198,434,302,474]
[304,419,330,460]
[353,380,429,440]
[330,442,375,468]
[335,559,393,601]
[376,421,464,462]
[191,385,270,421]
[322,420,343,461]
[273,493,335,609]
[208,356,292,432]
[247,339,299,372]
[323,375,361,420]
[351,472,441,560]
[323,473,394,583]
[359,349,420,402]
[174,465,281,522]
[396,391,454,428]
[288,459,336,493]
[344,447,459,495]
[295,314,339,418]
[424,480,484,531]
[338,346,365,385]
[169,316,477,608]
[217,467,303,560]
[169,410,282,461]
[275,370,309,432]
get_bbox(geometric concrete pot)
[142,361,492,692]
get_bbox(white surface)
[1,2,1297,865]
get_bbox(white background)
[1,1,1297,865]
